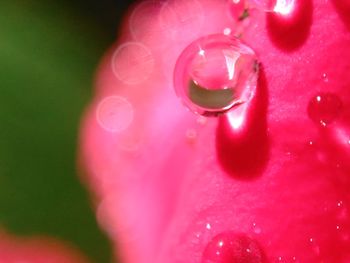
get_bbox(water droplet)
[252,223,262,234]
[307,92,343,127]
[112,42,155,85]
[174,34,259,116]
[322,73,329,83]
[202,232,264,263]
[96,96,134,132]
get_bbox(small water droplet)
[252,223,262,234]
[322,73,329,83]
[307,92,343,127]
[174,34,259,116]
[202,233,264,263]
[96,96,134,132]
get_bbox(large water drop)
[174,34,259,116]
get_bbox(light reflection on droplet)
[252,222,262,234]
[112,42,155,85]
[96,96,134,132]
[273,0,295,15]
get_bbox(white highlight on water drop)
[273,0,295,15]
[112,42,155,85]
[97,96,134,132]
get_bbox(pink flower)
[80,0,350,262]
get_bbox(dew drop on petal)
[174,34,259,116]
[112,42,155,85]
[307,92,343,127]
[202,232,264,263]
[96,96,134,132]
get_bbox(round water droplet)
[322,73,329,83]
[307,92,343,127]
[112,42,155,85]
[96,96,134,132]
[174,34,259,116]
[202,232,264,263]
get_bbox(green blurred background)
[0,0,135,262]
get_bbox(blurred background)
[0,0,136,261]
